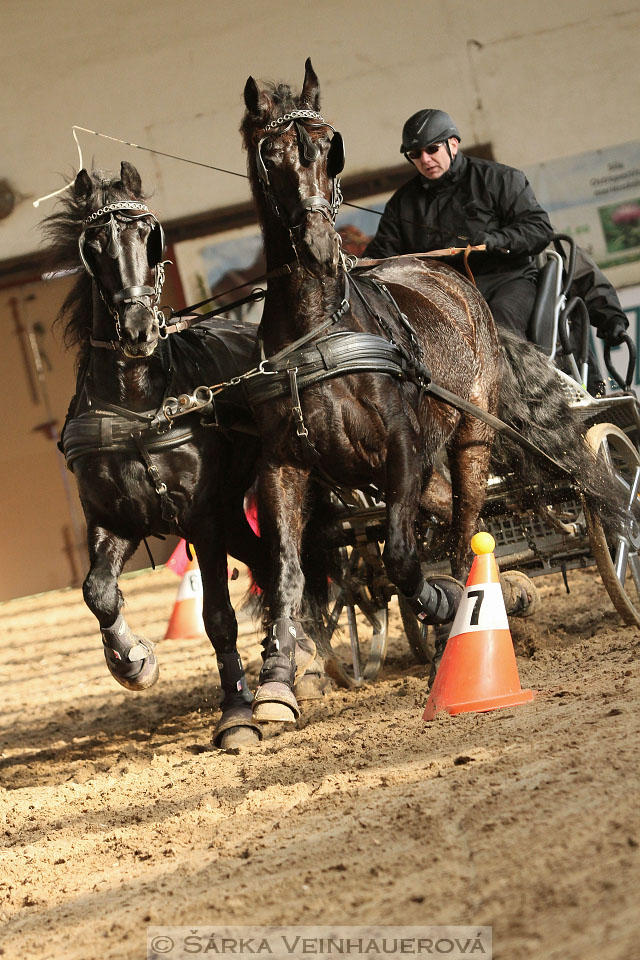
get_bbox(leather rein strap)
[246,272,573,478]
[161,263,295,336]
[355,245,486,286]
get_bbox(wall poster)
[526,141,640,271]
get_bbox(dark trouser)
[476,274,537,339]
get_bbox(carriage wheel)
[584,422,640,627]
[322,543,389,687]
[397,596,433,664]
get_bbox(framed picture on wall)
[171,191,391,324]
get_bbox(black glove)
[597,315,629,346]
[482,234,509,254]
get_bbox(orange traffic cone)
[423,532,535,720]
[164,550,206,640]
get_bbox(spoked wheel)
[397,595,433,664]
[323,542,389,687]
[584,422,640,627]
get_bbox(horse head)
[243,59,345,280]
[74,161,166,357]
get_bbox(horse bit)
[255,109,345,230]
[79,200,169,349]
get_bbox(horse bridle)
[79,200,168,348]
[255,109,345,229]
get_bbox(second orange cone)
[164,549,207,640]
[423,532,535,720]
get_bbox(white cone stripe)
[448,581,508,636]
[175,569,203,601]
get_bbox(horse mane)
[41,168,148,357]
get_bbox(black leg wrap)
[259,617,303,686]
[402,576,462,626]
[217,650,253,709]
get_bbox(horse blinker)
[147,221,165,269]
[327,131,345,178]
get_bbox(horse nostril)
[135,325,158,343]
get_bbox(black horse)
[240,60,625,725]
[241,62,505,723]
[43,162,266,748]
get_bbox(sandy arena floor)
[0,562,639,960]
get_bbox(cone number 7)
[467,589,484,626]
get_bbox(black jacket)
[571,246,629,341]
[364,152,553,283]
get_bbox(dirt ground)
[1,561,639,960]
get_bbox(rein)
[160,275,351,422]
[355,245,487,286]
[157,262,296,335]
[157,264,577,479]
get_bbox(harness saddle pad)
[61,317,259,468]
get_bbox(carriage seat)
[527,251,563,356]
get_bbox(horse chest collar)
[246,274,434,458]
[60,402,193,528]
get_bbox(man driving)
[364,108,554,338]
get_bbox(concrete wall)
[1,0,640,599]
[0,268,185,602]
[3,0,639,260]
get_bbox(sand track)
[1,565,639,960]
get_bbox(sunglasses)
[406,143,445,159]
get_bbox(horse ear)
[300,57,320,110]
[73,169,93,202]
[120,161,143,198]
[244,76,264,117]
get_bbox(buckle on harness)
[289,368,309,438]
[145,460,167,495]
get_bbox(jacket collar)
[419,151,467,192]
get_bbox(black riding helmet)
[400,109,461,162]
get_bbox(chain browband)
[262,110,325,132]
[83,201,151,225]
[256,111,343,230]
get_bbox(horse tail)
[299,486,342,641]
[492,331,627,536]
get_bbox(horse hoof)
[252,682,300,723]
[294,670,330,701]
[213,705,263,748]
[220,726,262,748]
[294,637,317,681]
[500,571,540,618]
[103,643,159,691]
